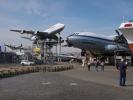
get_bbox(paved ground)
[60,64,133,90]
[0,63,133,100]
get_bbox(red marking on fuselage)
[128,44,133,53]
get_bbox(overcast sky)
[0,0,133,53]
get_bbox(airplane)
[4,44,28,55]
[118,20,133,53]
[10,23,65,42]
[5,44,30,50]
[5,44,23,50]
[65,31,131,56]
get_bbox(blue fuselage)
[67,35,130,54]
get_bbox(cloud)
[9,0,66,18]
[22,0,47,17]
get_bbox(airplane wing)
[10,29,35,35]
[5,44,24,50]
[17,44,23,48]
[5,44,16,49]
[4,44,12,48]
[10,29,48,35]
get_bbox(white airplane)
[10,23,65,42]
[118,20,133,53]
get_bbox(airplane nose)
[66,37,73,47]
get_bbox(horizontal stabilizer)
[10,29,22,33]
[21,36,31,40]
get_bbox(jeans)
[120,71,126,86]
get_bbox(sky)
[0,0,133,53]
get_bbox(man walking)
[117,56,127,86]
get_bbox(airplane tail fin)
[118,21,133,53]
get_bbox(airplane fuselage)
[44,23,65,34]
[67,32,130,55]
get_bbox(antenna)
[123,16,125,23]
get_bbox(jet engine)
[31,36,37,41]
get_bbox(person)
[81,56,86,68]
[87,61,91,71]
[100,60,105,71]
[81,51,86,68]
[100,57,105,71]
[94,59,99,71]
[87,57,93,71]
[117,56,127,86]
[85,53,90,71]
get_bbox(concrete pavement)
[59,64,133,90]
[0,63,133,100]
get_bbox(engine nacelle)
[31,36,37,41]
[105,45,117,51]
[20,30,24,34]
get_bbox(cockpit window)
[69,33,79,37]
[73,33,79,35]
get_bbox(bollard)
[0,71,3,78]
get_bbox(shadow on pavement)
[126,84,133,87]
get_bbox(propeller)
[114,29,128,44]
[115,30,121,36]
